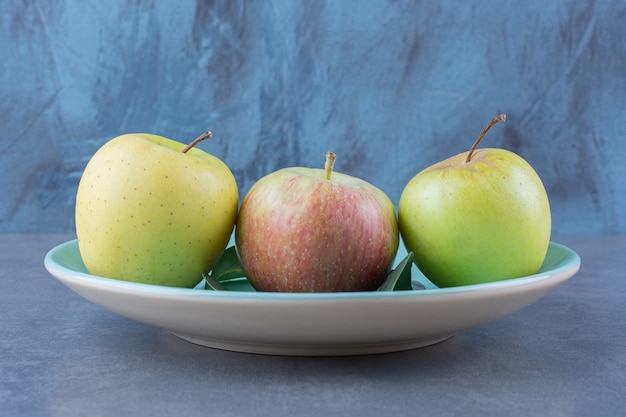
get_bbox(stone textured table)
[1,234,624,416]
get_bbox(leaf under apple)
[203,246,416,292]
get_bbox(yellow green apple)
[235,152,399,292]
[75,131,238,287]
[398,115,551,287]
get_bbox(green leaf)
[212,246,246,282]
[203,270,229,290]
[204,246,415,292]
[377,252,414,292]
[203,246,246,290]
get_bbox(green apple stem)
[182,130,212,153]
[465,114,506,163]
[325,152,337,180]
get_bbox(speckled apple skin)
[75,134,238,287]
[235,168,399,292]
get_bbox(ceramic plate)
[44,239,580,356]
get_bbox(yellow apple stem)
[325,152,337,180]
[465,114,506,163]
[182,130,212,153]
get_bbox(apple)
[235,152,399,292]
[75,131,238,287]
[398,114,551,287]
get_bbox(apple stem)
[465,114,506,163]
[182,130,212,153]
[324,151,337,180]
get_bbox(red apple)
[235,152,399,292]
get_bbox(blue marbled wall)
[1,1,625,234]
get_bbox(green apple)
[75,131,238,287]
[235,152,399,292]
[398,115,551,287]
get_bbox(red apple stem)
[182,130,212,153]
[465,114,506,163]
[325,152,337,180]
